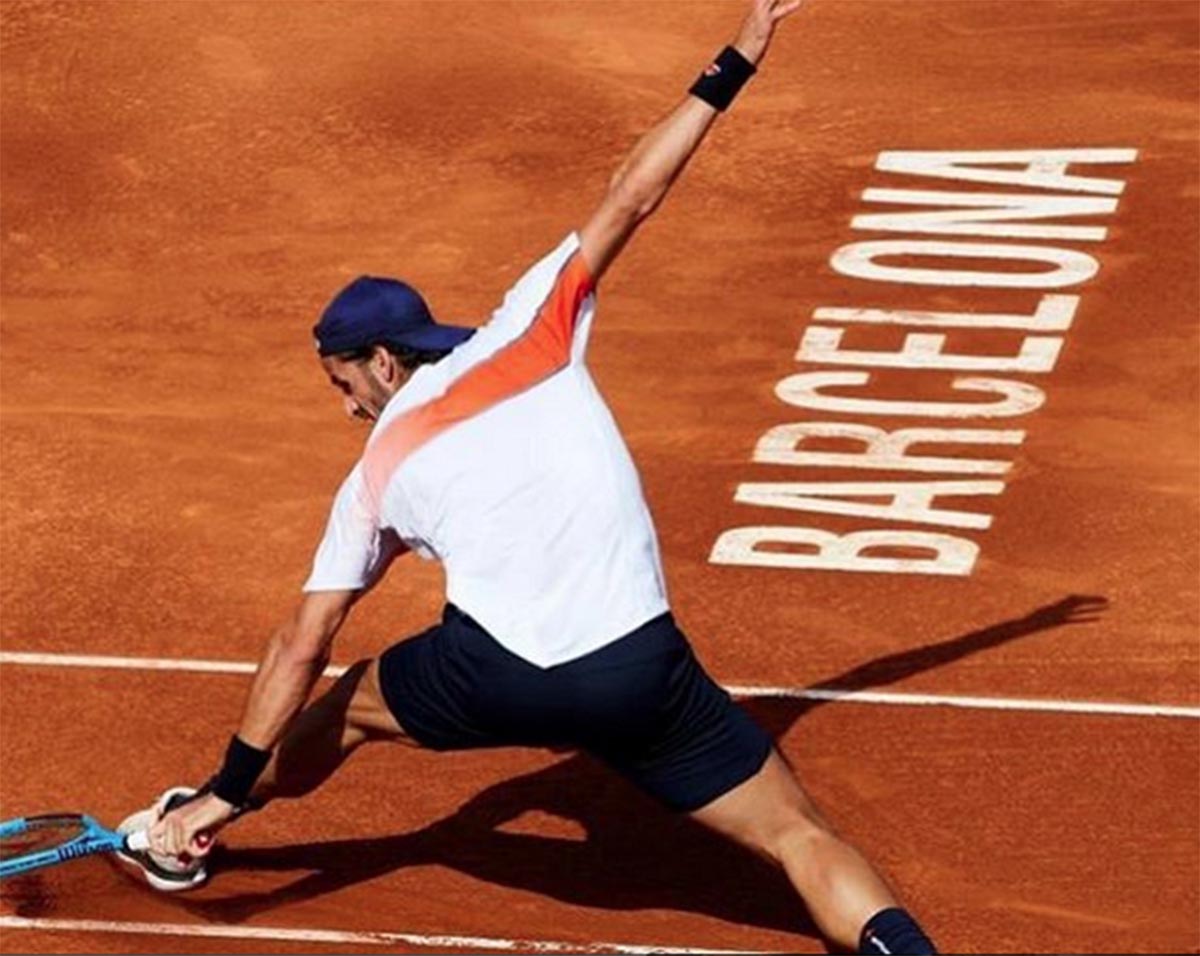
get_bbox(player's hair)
[335,342,451,371]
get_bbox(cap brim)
[396,323,476,351]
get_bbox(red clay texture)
[2,2,1197,953]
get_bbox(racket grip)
[124,829,151,852]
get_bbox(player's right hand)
[149,792,231,858]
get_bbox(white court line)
[0,651,263,676]
[722,685,1200,719]
[0,915,753,954]
[1,650,1196,719]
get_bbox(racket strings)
[0,818,88,861]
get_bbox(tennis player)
[122,2,937,952]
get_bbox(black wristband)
[688,45,756,112]
[211,735,272,808]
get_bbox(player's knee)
[758,810,834,867]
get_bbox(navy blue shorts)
[377,605,773,813]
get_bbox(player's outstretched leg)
[689,748,937,955]
[248,657,416,806]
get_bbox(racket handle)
[124,829,151,852]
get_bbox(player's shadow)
[185,595,1107,941]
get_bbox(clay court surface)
[2,1,1198,953]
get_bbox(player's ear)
[370,344,396,383]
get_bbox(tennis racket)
[0,813,149,880]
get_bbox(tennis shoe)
[115,786,209,892]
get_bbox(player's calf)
[691,750,937,954]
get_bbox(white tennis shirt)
[304,233,670,667]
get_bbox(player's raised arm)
[578,0,803,281]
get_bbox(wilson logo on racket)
[59,841,96,860]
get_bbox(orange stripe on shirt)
[361,250,594,515]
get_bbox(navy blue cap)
[313,275,475,357]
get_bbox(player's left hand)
[149,792,233,858]
[734,0,806,66]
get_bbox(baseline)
[0,916,751,955]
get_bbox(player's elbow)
[276,591,351,669]
[271,620,330,671]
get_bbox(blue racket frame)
[0,813,145,879]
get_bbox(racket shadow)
[183,595,1107,940]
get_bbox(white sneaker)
[115,787,210,892]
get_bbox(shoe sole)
[114,845,209,892]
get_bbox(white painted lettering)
[814,294,1079,331]
[734,480,1003,529]
[775,371,1046,418]
[831,239,1099,288]
[709,147,1136,578]
[753,423,1023,475]
[797,327,1062,373]
[852,189,1116,241]
[875,148,1138,195]
[710,526,979,576]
